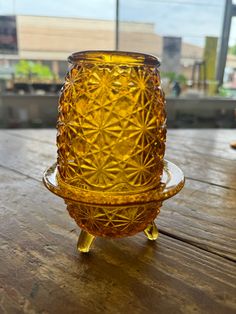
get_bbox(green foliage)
[15,60,53,80]
[228,45,236,55]
[218,86,230,97]
[161,71,187,85]
[177,74,187,85]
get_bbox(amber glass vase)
[43,50,184,252]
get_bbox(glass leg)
[77,229,95,253]
[144,221,159,240]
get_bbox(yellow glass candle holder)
[43,51,184,252]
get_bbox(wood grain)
[0,130,235,261]
[160,179,236,261]
[0,166,236,314]
[4,129,236,189]
[1,129,236,314]
[168,129,236,144]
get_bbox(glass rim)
[68,50,161,66]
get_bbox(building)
[0,15,235,81]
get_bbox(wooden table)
[0,129,236,314]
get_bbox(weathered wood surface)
[0,129,236,314]
[4,129,236,189]
[1,130,236,261]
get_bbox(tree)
[161,72,187,85]
[15,60,53,80]
[228,45,236,55]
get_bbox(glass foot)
[77,230,95,253]
[144,221,159,240]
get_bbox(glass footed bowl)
[43,160,184,239]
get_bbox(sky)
[0,0,236,47]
